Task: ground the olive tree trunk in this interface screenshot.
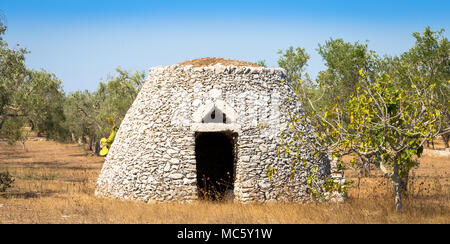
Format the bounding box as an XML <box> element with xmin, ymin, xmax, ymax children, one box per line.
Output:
<box><xmin>0</xmin><ymin>115</ymin><xmax>5</xmax><ymax>130</ymax></box>
<box><xmin>442</xmin><ymin>133</ymin><xmax>449</xmax><ymax>149</ymax></box>
<box><xmin>392</xmin><ymin>158</ymin><xmax>402</xmax><ymax>212</ymax></box>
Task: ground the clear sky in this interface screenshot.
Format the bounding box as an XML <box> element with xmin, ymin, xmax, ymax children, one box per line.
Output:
<box><xmin>1</xmin><ymin>0</ymin><xmax>449</xmax><ymax>93</ymax></box>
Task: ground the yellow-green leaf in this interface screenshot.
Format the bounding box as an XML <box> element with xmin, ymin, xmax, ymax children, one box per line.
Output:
<box><xmin>99</xmin><ymin>146</ymin><xmax>109</xmax><ymax>156</ymax></box>
<box><xmin>100</xmin><ymin>138</ymin><xmax>107</xmax><ymax>147</ymax></box>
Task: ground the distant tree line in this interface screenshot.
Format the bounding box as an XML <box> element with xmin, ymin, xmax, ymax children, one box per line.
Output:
<box><xmin>63</xmin><ymin>68</ymin><xmax>144</xmax><ymax>154</ymax></box>
<box><xmin>0</xmin><ymin>20</ymin><xmax>145</xmax><ymax>153</ymax></box>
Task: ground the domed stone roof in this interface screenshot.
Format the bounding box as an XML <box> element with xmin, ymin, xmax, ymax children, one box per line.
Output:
<box><xmin>179</xmin><ymin>57</ymin><xmax>262</xmax><ymax>67</ymax></box>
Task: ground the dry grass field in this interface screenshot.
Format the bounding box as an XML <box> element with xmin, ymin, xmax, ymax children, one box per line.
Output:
<box><xmin>0</xmin><ymin>139</ymin><xmax>448</xmax><ymax>224</ymax></box>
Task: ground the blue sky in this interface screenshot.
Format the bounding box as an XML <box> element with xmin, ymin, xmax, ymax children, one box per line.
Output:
<box><xmin>1</xmin><ymin>0</ymin><xmax>449</xmax><ymax>93</ymax></box>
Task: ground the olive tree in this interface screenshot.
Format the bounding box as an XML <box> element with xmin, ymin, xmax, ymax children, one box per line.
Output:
<box><xmin>387</xmin><ymin>27</ymin><xmax>449</xmax><ymax>148</ymax></box>
<box><xmin>284</xmin><ymin>70</ymin><xmax>443</xmax><ymax>212</ymax></box>
<box><xmin>63</xmin><ymin>68</ymin><xmax>145</xmax><ymax>154</ymax></box>
<box><xmin>0</xmin><ymin>23</ymin><xmax>67</xmax><ymax>145</ymax></box>
<box><xmin>316</xmin><ymin>38</ymin><xmax>379</xmax><ymax>110</ymax></box>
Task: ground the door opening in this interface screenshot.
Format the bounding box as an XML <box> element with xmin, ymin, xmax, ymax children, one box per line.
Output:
<box><xmin>195</xmin><ymin>132</ymin><xmax>236</xmax><ymax>201</ymax></box>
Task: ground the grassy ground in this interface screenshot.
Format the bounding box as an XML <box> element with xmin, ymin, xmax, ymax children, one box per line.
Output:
<box><xmin>0</xmin><ymin>139</ymin><xmax>448</xmax><ymax>223</ymax></box>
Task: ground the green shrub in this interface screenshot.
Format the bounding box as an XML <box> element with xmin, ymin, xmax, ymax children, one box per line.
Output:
<box><xmin>0</xmin><ymin>171</ymin><xmax>14</xmax><ymax>192</ymax></box>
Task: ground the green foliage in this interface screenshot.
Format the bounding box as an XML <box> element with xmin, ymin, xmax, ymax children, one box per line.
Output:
<box><xmin>277</xmin><ymin>46</ymin><xmax>319</xmax><ymax>116</ymax></box>
<box><xmin>0</xmin><ymin>23</ymin><xmax>67</xmax><ymax>143</ymax></box>
<box><xmin>0</xmin><ymin>23</ymin><xmax>29</xmax><ymax>132</ymax></box>
<box><xmin>63</xmin><ymin>68</ymin><xmax>144</xmax><ymax>153</ymax></box>
<box><xmin>303</xmin><ymin>161</ymin><xmax>353</xmax><ymax>201</ymax></box>
<box><xmin>24</xmin><ymin>70</ymin><xmax>68</xmax><ymax>140</ymax></box>
<box><xmin>255</xmin><ymin>60</ymin><xmax>267</xmax><ymax>67</ymax></box>
<box><xmin>276</xmin><ymin>28</ymin><xmax>447</xmax><ymax>210</ymax></box>
<box><xmin>0</xmin><ymin>22</ymin><xmax>142</xmax><ymax>151</ymax></box>
<box><xmin>279</xmin><ymin>118</ymin><xmax>352</xmax><ymax>201</ymax></box>
<box><xmin>63</xmin><ymin>90</ymin><xmax>99</xmax><ymax>143</ymax></box>
<box><xmin>347</xmin><ymin>71</ymin><xmax>441</xmax><ymax>211</ymax></box>
<box><xmin>0</xmin><ymin>171</ymin><xmax>14</xmax><ymax>192</ymax></box>
<box><xmin>0</xmin><ymin>116</ymin><xmax>26</xmax><ymax>145</ymax></box>
<box><xmin>95</xmin><ymin>68</ymin><xmax>143</xmax><ymax>136</ymax></box>
<box><xmin>283</xmin><ymin>68</ymin><xmax>442</xmax><ymax>208</ymax></box>
<box><xmin>346</xmin><ymin>72</ymin><xmax>438</xmax><ymax>170</ymax></box>
<box><xmin>277</xmin><ymin>46</ymin><xmax>310</xmax><ymax>83</ymax></box>
<box><xmin>265</xmin><ymin>165</ymin><xmax>277</xmax><ymax>181</ymax></box>
<box><xmin>387</xmin><ymin>27</ymin><xmax>449</xmax><ymax>146</ymax></box>
<box><xmin>315</xmin><ymin>38</ymin><xmax>380</xmax><ymax>115</ymax></box>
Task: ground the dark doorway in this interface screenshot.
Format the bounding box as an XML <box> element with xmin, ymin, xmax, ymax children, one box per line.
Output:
<box><xmin>195</xmin><ymin>132</ymin><xmax>236</xmax><ymax>201</ymax></box>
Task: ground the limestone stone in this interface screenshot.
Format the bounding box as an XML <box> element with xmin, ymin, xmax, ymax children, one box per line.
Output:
<box><xmin>169</xmin><ymin>173</ymin><xmax>184</xmax><ymax>179</ymax></box>
<box><xmin>169</xmin><ymin>158</ymin><xmax>180</xmax><ymax>164</ymax></box>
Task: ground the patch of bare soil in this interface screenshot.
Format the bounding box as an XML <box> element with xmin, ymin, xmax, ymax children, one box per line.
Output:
<box><xmin>178</xmin><ymin>57</ymin><xmax>262</xmax><ymax>67</ymax></box>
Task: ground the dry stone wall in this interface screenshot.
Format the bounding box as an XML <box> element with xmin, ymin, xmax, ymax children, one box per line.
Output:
<box><xmin>95</xmin><ymin>63</ymin><xmax>332</xmax><ymax>203</ymax></box>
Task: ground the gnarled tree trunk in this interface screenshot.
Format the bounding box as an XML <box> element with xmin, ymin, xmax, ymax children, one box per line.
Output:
<box><xmin>379</xmin><ymin>157</ymin><xmax>403</xmax><ymax>212</ymax></box>
<box><xmin>442</xmin><ymin>133</ymin><xmax>449</xmax><ymax>149</ymax></box>
<box><xmin>392</xmin><ymin>157</ymin><xmax>402</xmax><ymax>212</ymax></box>
<box><xmin>0</xmin><ymin>115</ymin><xmax>5</xmax><ymax>130</ymax></box>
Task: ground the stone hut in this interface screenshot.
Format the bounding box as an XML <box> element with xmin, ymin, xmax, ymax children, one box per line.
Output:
<box><xmin>95</xmin><ymin>58</ymin><xmax>335</xmax><ymax>203</ymax></box>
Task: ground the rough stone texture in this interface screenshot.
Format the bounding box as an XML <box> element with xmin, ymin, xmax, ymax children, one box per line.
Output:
<box><xmin>95</xmin><ymin>61</ymin><xmax>334</xmax><ymax>203</ymax></box>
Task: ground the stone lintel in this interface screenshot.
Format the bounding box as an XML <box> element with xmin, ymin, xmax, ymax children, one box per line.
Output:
<box><xmin>190</xmin><ymin>123</ymin><xmax>241</xmax><ymax>133</ymax></box>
